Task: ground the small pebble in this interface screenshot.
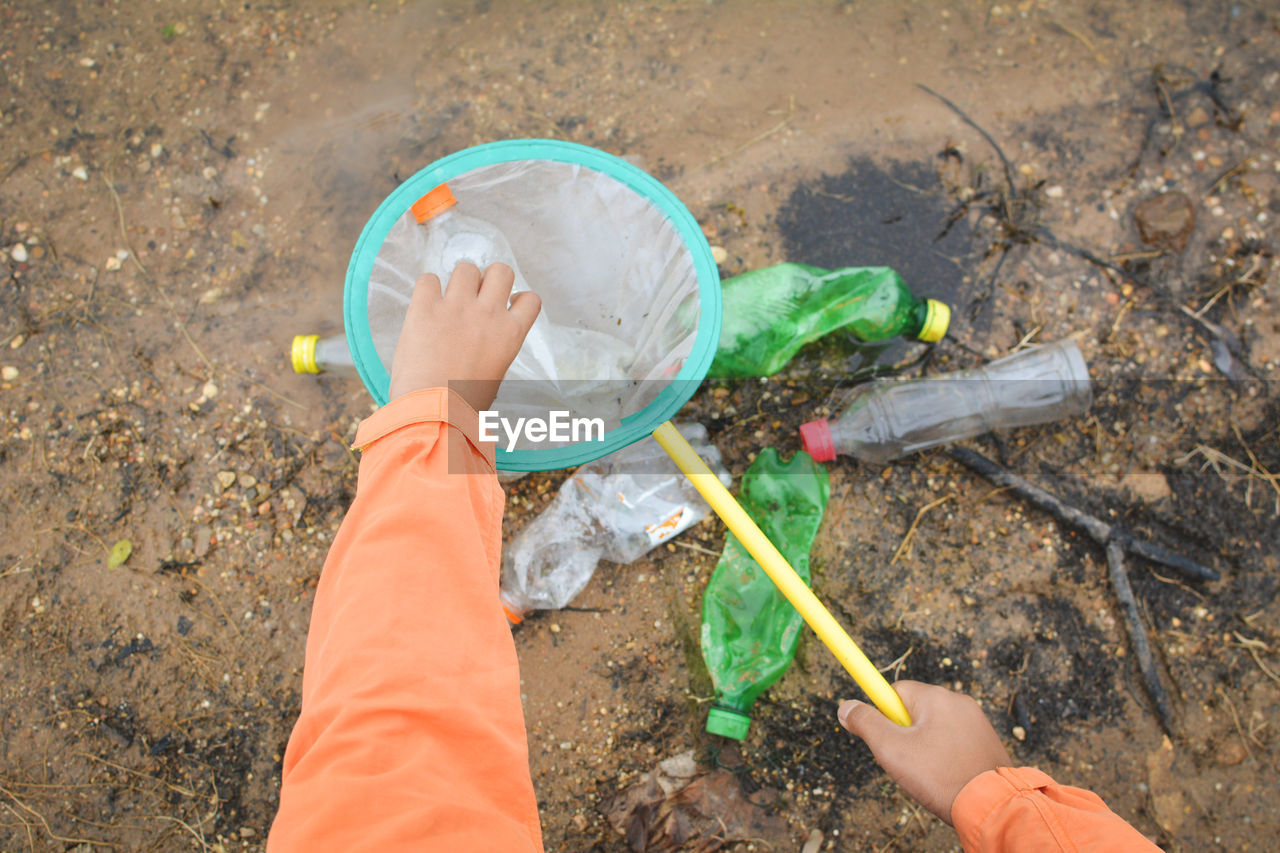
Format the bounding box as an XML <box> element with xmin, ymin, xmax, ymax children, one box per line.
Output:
<box><xmin>104</xmin><ymin>256</ymin><xmax>122</xmax><ymax>271</ymax></box>
<box><xmin>150</xmin><ymin>143</ymin><xmax>164</xmax><ymax>158</ymax></box>
<box><xmin>216</xmin><ymin>471</ymin><xmax>237</xmax><ymax>490</ymax></box>
<box><xmin>9</xmin><ymin>243</ymin><xmax>28</xmax><ymax>262</ymax></box>
<box><xmin>10</xmin><ymin>335</ymin><xmax>24</xmax><ymax>349</ymax></box>
<box><xmin>1</xmin><ymin>365</ymin><xmax>19</xmax><ymax>381</ymax></box>
<box><xmin>72</xmin><ymin>165</ymin><xmax>88</xmax><ymax>181</ymax></box>
<box><xmin>710</xmin><ymin>245</ymin><xmax>728</xmax><ymax>264</ymax></box>
<box><xmin>1044</xmin><ymin>185</ymin><xmax>1064</xmax><ymax>198</ymax></box>
<box><xmin>202</xmin><ymin>380</ymin><xmax>218</xmax><ymax>399</ymax></box>
<box><xmin>1012</xmin><ymin>725</ymin><xmax>1027</xmax><ymax>741</ymax></box>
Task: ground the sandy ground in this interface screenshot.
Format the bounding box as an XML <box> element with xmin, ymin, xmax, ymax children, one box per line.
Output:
<box><xmin>1</xmin><ymin>1</ymin><xmax>1278</xmax><ymax>850</ymax></box>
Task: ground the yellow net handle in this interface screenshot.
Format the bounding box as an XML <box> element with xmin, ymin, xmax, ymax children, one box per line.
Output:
<box><xmin>652</xmin><ymin>421</ymin><xmax>911</xmax><ymax>727</ymax></box>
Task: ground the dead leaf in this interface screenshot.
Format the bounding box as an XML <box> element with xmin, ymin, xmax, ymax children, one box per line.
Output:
<box><xmin>603</xmin><ymin>765</ymin><xmax>784</xmax><ymax>852</ymax></box>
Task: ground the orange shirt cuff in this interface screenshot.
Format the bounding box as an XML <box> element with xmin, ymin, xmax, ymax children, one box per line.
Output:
<box><xmin>352</xmin><ymin>387</ymin><xmax>497</xmax><ymax>469</ymax></box>
<box><xmin>952</xmin><ymin>766</ymin><xmax>1058</xmax><ymax>849</ymax></box>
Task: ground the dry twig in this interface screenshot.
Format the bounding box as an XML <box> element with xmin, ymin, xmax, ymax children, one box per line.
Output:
<box><xmin>1175</xmin><ymin>439</ymin><xmax>1280</xmax><ymax>515</ymax></box>
<box><xmin>891</xmin><ymin>495</ymin><xmax>953</xmax><ymax>565</ymax></box>
<box><xmin>1106</xmin><ymin>539</ymin><xmax>1173</xmax><ymax>731</ymax></box>
<box><xmin>673</xmin><ymin>540</ymin><xmax>721</xmax><ymax>558</ymax></box>
<box><xmin>705</xmin><ymin>95</ymin><xmax>795</xmax><ymax>169</ymax></box>
<box><xmin>0</xmin><ymin>785</ymin><xmax>114</xmax><ymax>848</ymax></box>
<box><xmin>1231</xmin><ymin>633</ymin><xmax>1280</xmax><ymax>685</ymax></box>
<box><xmin>947</xmin><ymin>447</ymin><xmax>1223</xmax><ymax>731</ymax></box>
<box><xmin>948</xmin><ymin>447</ymin><xmax>1220</xmax><ymax>581</ymax></box>
<box><xmin>1218</xmin><ymin>687</ymin><xmax>1256</xmax><ymax>764</ymax></box>
<box><xmin>103</xmin><ymin>171</ymin><xmax>147</xmax><ymax>276</ymax></box>
<box><xmin>1046</xmin><ymin>19</ymin><xmax>1108</xmax><ymax>65</ymax></box>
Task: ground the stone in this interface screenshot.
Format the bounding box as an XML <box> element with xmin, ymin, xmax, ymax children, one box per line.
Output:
<box><xmin>1134</xmin><ymin>191</ymin><xmax>1195</xmax><ymax>253</ymax></box>
<box><xmin>1119</xmin><ymin>471</ymin><xmax>1172</xmax><ymax>503</ymax></box>
<box><xmin>1146</xmin><ymin>735</ymin><xmax>1185</xmax><ymax>834</ymax></box>
<box><xmin>1217</xmin><ymin>738</ymin><xmax>1248</xmax><ymax>767</ymax></box>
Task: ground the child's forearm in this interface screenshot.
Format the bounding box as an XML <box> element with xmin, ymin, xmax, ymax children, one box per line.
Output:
<box><xmin>953</xmin><ymin>767</ymin><xmax>1161</xmax><ymax>852</ymax></box>
<box><xmin>269</xmin><ymin>388</ymin><xmax>543</xmax><ymax>852</ymax></box>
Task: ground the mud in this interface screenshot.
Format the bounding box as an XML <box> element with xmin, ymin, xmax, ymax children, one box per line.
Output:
<box><xmin>2</xmin><ymin>1</ymin><xmax>1279</xmax><ymax>851</ymax></box>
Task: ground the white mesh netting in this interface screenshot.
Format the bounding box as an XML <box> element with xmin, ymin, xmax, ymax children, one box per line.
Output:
<box><xmin>365</xmin><ymin>160</ymin><xmax>702</xmax><ymax>448</ymax></box>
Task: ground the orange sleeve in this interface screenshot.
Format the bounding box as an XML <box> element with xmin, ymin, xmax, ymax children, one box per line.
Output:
<box><xmin>268</xmin><ymin>388</ymin><xmax>543</xmax><ymax>853</ymax></box>
<box><xmin>952</xmin><ymin>767</ymin><xmax>1161</xmax><ymax>852</ymax></box>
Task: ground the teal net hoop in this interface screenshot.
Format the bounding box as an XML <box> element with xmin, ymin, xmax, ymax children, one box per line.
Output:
<box><xmin>344</xmin><ymin>139</ymin><xmax>721</xmax><ymax>471</ymax></box>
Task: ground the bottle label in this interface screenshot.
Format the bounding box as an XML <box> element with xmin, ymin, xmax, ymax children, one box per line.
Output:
<box><xmin>644</xmin><ymin>506</ymin><xmax>696</xmax><ymax>545</ymax></box>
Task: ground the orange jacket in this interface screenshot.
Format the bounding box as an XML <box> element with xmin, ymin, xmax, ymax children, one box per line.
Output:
<box><xmin>269</xmin><ymin>389</ymin><xmax>1157</xmax><ymax>853</ymax></box>
<box><xmin>953</xmin><ymin>766</ymin><xmax>1161</xmax><ymax>852</ymax></box>
<box><xmin>269</xmin><ymin>389</ymin><xmax>543</xmax><ymax>852</ymax></box>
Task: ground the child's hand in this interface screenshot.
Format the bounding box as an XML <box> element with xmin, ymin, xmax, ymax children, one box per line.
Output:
<box><xmin>389</xmin><ymin>262</ymin><xmax>541</xmax><ymax>411</ymax></box>
<box><xmin>838</xmin><ymin>681</ymin><xmax>1012</xmax><ymax>824</ymax></box>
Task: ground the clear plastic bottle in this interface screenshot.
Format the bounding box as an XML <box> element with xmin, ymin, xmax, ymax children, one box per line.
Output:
<box><xmin>499</xmin><ymin>423</ymin><xmax>730</xmax><ymax>623</ymax></box>
<box><xmin>799</xmin><ymin>339</ymin><xmax>1092</xmax><ymax>463</ymax></box>
<box><xmin>291</xmin><ymin>333</ymin><xmax>357</xmax><ymax>376</ymax></box>
<box><xmin>411</xmin><ymin>185</ymin><xmax>560</xmax><ymax>381</ymax></box>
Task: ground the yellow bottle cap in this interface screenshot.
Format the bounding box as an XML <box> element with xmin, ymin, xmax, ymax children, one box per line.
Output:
<box><xmin>291</xmin><ymin>334</ymin><xmax>321</xmax><ymax>374</ymax></box>
<box><xmin>918</xmin><ymin>299</ymin><xmax>950</xmax><ymax>343</ymax></box>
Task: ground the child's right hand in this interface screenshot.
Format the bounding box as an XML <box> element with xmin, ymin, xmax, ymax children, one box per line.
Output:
<box><xmin>838</xmin><ymin>681</ymin><xmax>1012</xmax><ymax>824</ymax></box>
<box><xmin>389</xmin><ymin>262</ymin><xmax>541</xmax><ymax>411</ymax></box>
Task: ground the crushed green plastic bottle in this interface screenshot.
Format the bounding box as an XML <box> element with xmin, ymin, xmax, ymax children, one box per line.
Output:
<box><xmin>701</xmin><ymin>447</ymin><xmax>831</xmax><ymax>740</ymax></box>
<box><xmin>709</xmin><ymin>264</ymin><xmax>951</xmax><ymax>378</ymax></box>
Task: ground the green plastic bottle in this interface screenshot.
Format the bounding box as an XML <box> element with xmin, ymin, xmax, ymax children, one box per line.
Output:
<box><xmin>709</xmin><ymin>264</ymin><xmax>951</xmax><ymax>378</ymax></box>
<box><xmin>701</xmin><ymin>447</ymin><xmax>831</xmax><ymax>740</ymax></box>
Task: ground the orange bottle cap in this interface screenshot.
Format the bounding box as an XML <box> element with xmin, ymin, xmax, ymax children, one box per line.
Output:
<box><xmin>499</xmin><ymin>591</ymin><xmax>525</xmax><ymax>625</ymax></box>
<box><xmin>411</xmin><ymin>184</ymin><xmax>457</xmax><ymax>223</ymax></box>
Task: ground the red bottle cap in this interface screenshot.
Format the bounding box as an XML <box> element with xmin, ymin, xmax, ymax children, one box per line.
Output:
<box><xmin>799</xmin><ymin>419</ymin><xmax>835</xmax><ymax>462</ymax></box>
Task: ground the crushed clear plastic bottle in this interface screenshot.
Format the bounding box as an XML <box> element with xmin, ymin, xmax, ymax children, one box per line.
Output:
<box><xmin>500</xmin><ymin>423</ymin><xmax>729</xmax><ymax>623</ymax></box>
<box><xmin>800</xmin><ymin>338</ymin><xmax>1092</xmax><ymax>463</ymax></box>
<box><xmin>409</xmin><ymin>184</ymin><xmax>563</xmax><ymax>384</ymax></box>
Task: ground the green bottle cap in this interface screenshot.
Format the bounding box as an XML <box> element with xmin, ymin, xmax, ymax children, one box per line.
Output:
<box><xmin>917</xmin><ymin>299</ymin><xmax>950</xmax><ymax>343</ymax></box>
<box><xmin>706</xmin><ymin>707</ymin><xmax>751</xmax><ymax>740</ymax></box>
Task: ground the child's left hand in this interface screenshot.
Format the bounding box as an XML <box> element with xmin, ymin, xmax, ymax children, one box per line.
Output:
<box><xmin>838</xmin><ymin>681</ymin><xmax>1012</xmax><ymax>824</ymax></box>
<box><xmin>389</xmin><ymin>262</ymin><xmax>541</xmax><ymax>411</ymax></box>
